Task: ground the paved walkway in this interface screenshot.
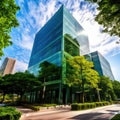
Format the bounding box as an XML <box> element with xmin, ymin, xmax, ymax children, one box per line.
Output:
<box><xmin>16</xmin><ymin>106</ymin><xmax>34</xmax><ymax>114</ymax></box>
<box><xmin>16</xmin><ymin>105</ymin><xmax>71</xmax><ymax>114</ymax></box>
<box><xmin>17</xmin><ymin>104</ymin><xmax>120</xmax><ymax>120</ymax></box>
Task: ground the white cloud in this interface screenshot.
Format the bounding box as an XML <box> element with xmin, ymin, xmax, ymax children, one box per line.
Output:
<box><xmin>14</xmin><ymin>0</ymin><xmax>59</xmax><ymax>51</ymax></box>
<box><xmin>15</xmin><ymin>60</ymin><xmax>28</xmax><ymax>72</ymax></box>
<box><xmin>15</xmin><ymin>0</ymin><xmax>120</xmax><ymax>57</ymax></box>
<box><xmin>27</xmin><ymin>0</ymin><xmax>58</xmax><ymax>30</ymax></box>
<box><xmin>8</xmin><ymin>0</ymin><xmax>119</xmax><ymax>81</ymax></box>
<box><xmin>11</xmin><ymin>28</ymin><xmax>34</xmax><ymax>50</ymax></box>
<box><xmin>96</xmin><ymin>37</ymin><xmax>120</xmax><ymax>55</ymax></box>
<box><xmin>68</xmin><ymin>1</ymin><xmax>120</xmax><ymax>57</ymax></box>
<box><xmin>20</xmin><ymin>33</ymin><xmax>34</xmax><ymax>50</ymax></box>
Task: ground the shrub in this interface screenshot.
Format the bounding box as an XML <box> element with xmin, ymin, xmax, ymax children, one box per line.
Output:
<box><xmin>71</xmin><ymin>103</ymin><xmax>96</xmax><ymax>110</ymax></box>
<box><xmin>41</xmin><ymin>104</ymin><xmax>56</xmax><ymax>107</ymax></box>
<box><xmin>23</xmin><ymin>104</ymin><xmax>57</xmax><ymax>111</ymax></box>
<box><xmin>95</xmin><ymin>101</ymin><xmax>110</xmax><ymax>107</ymax></box>
<box><xmin>0</xmin><ymin>107</ymin><xmax>21</xmax><ymax>120</ymax></box>
<box><xmin>89</xmin><ymin>103</ymin><xmax>96</xmax><ymax>108</ymax></box>
<box><xmin>113</xmin><ymin>101</ymin><xmax>120</xmax><ymax>104</ymax></box>
<box><xmin>29</xmin><ymin>106</ymin><xmax>40</xmax><ymax>111</ymax></box>
<box><xmin>111</xmin><ymin>114</ymin><xmax>120</xmax><ymax>120</ymax></box>
<box><xmin>71</xmin><ymin>103</ymin><xmax>80</xmax><ymax>110</ymax></box>
<box><xmin>23</xmin><ymin>104</ymin><xmax>40</xmax><ymax>111</ymax></box>
<box><xmin>71</xmin><ymin>101</ymin><xmax>111</xmax><ymax>110</ymax></box>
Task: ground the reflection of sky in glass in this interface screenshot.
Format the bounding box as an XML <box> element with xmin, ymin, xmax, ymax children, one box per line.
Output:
<box><xmin>63</xmin><ymin>6</ymin><xmax>90</xmax><ymax>56</ymax></box>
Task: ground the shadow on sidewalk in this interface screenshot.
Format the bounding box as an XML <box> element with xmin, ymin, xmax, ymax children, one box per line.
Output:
<box><xmin>70</xmin><ymin>112</ymin><xmax>114</xmax><ymax>120</ymax></box>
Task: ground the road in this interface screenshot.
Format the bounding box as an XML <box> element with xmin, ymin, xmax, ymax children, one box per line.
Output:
<box><xmin>19</xmin><ymin>104</ymin><xmax>120</xmax><ymax>120</ymax></box>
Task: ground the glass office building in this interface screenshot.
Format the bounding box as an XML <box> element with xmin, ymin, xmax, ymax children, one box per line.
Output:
<box><xmin>28</xmin><ymin>5</ymin><xmax>90</xmax><ymax>75</ymax></box>
<box><xmin>88</xmin><ymin>51</ymin><xmax>115</xmax><ymax>80</ymax></box>
<box><xmin>28</xmin><ymin>5</ymin><xmax>90</xmax><ymax>104</ymax></box>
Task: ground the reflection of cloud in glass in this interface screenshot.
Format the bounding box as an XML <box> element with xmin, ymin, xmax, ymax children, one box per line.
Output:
<box><xmin>77</xmin><ymin>31</ymin><xmax>88</xmax><ymax>36</ymax></box>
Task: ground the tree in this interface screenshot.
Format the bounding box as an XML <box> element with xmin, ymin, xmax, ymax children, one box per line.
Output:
<box><xmin>0</xmin><ymin>75</ymin><xmax>5</xmax><ymax>102</ymax></box>
<box><xmin>0</xmin><ymin>74</ymin><xmax>15</xmax><ymax>102</ymax></box>
<box><xmin>65</xmin><ymin>56</ymin><xmax>100</xmax><ymax>103</ymax></box>
<box><xmin>38</xmin><ymin>61</ymin><xmax>61</xmax><ymax>102</ymax></box>
<box><xmin>0</xmin><ymin>0</ymin><xmax>20</xmax><ymax>56</ymax></box>
<box><xmin>13</xmin><ymin>72</ymin><xmax>41</xmax><ymax>102</ymax></box>
<box><xmin>87</xmin><ymin>0</ymin><xmax>120</xmax><ymax>37</ymax></box>
<box><xmin>99</xmin><ymin>76</ymin><xmax>115</xmax><ymax>101</ymax></box>
<box><xmin>39</xmin><ymin>61</ymin><xmax>60</xmax><ymax>82</ymax></box>
<box><xmin>0</xmin><ymin>76</ymin><xmax>3</xmax><ymax>94</ymax></box>
<box><xmin>112</xmin><ymin>80</ymin><xmax>120</xmax><ymax>99</ymax></box>
<box><xmin>1</xmin><ymin>72</ymin><xmax>41</xmax><ymax>102</ymax></box>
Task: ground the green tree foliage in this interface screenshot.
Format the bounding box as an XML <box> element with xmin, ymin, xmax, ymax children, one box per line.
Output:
<box><xmin>0</xmin><ymin>0</ymin><xmax>20</xmax><ymax>56</ymax></box>
<box><xmin>99</xmin><ymin>76</ymin><xmax>116</xmax><ymax>101</ymax></box>
<box><xmin>112</xmin><ymin>80</ymin><xmax>120</xmax><ymax>99</ymax></box>
<box><xmin>38</xmin><ymin>61</ymin><xmax>61</xmax><ymax>82</ymax></box>
<box><xmin>38</xmin><ymin>61</ymin><xmax>52</xmax><ymax>101</ymax></box>
<box><xmin>87</xmin><ymin>0</ymin><xmax>120</xmax><ymax>37</ymax></box>
<box><xmin>0</xmin><ymin>72</ymin><xmax>41</xmax><ymax>102</ymax></box>
<box><xmin>0</xmin><ymin>76</ymin><xmax>6</xmax><ymax>102</ymax></box>
<box><xmin>38</xmin><ymin>61</ymin><xmax>61</xmax><ymax>101</ymax></box>
<box><xmin>13</xmin><ymin>72</ymin><xmax>41</xmax><ymax>101</ymax></box>
<box><xmin>0</xmin><ymin>74</ymin><xmax>15</xmax><ymax>102</ymax></box>
<box><xmin>65</xmin><ymin>56</ymin><xmax>99</xmax><ymax>103</ymax></box>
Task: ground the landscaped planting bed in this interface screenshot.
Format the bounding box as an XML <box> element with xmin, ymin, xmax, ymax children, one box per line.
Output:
<box><xmin>71</xmin><ymin>101</ymin><xmax>111</xmax><ymax>110</ymax></box>
<box><xmin>0</xmin><ymin>106</ymin><xmax>21</xmax><ymax>120</ymax></box>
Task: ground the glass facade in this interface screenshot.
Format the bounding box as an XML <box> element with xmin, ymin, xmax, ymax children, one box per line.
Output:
<box><xmin>28</xmin><ymin>5</ymin><xmax>90</xmax><ymax>77</ymax></box>
<box><xmin>28</xmin><ymin>5</ymin><xmax>90</xmax><ymax>104</ymax></box>
<box><xmin>28</xmin><ymin>6</ymin><xmax>63</xmax><ymax>76</ymax></box>
<box><xmin>63</xmin><ymin>7</ymin><xmax>90</xmax><ymax>55</ymax></box>
<box><xmin>89</xmin><ymin>51</ymin><xmax>115</xmax><ymax>80</ymax></box>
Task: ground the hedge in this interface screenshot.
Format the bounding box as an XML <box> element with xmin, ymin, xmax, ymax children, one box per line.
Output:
<box><xmin>23</xmin><ymin>104</ymin><xmax>57</xmax><ymax>111</ymax></box>
<box><xmin>0</xmin><ymin>107</ymin><xmax>21</xmax><ymax>120</ymax></box>
<box><xmin>71</xmin><ymin>101</ymin><xmax>111</xmax><ymax>110</ymax></box>
<box><xmin>23</xmin><ymin>104</ymin><xmax>40</xmax><ymax>111</ymax></box>
<box><xmin>95</xmin><ymin>101</ymin><xmax>110</xmax><ymax>107</ymax></box>
<box><xmin>41</xmin><ymin>104</ymin><xmax>56</xmax><ymax>107</ymax></box>
<box><xmin>71</xmin><ymin>103</ymin><xmax>96</xmax><ymax>110</ymax></box>
<box><xmin>113</xmin><ymin>101</ymin><xmax>120</xmax><ymax>104</ymax></box>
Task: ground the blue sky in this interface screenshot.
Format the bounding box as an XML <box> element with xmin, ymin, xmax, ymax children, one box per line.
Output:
<box><xmin>0</xmin><ymin>0</ymin><xmax>120</xmax><ymax>81</ymax></box>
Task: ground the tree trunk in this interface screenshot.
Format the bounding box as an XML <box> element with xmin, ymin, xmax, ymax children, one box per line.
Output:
<box><xmin>42</xmin><ymin>85</ymin><xmax>46</xmax><ymax>99</ymax></box>
<box><xmin>82</xmin><ymin>92</ymin><xmax>85</xmax><ymax>103</ymax></box>
<box><xmin>42</xmin><ymin>78</ymin><xmax>46</xmax><ymax>103</ymax></box>
<box><xmin>12</xmin><ymin>94</ymin><xmax>14</xmax><ymax>102</ymax></box>
<box><xmin>82</xmin><ymin>81</ymin><xmax>85</xmax><ymax>103</ymax></box>
<box><xmin>96</xmin><ymin>89</ymin><xmax>101</xmax><ymax>102</ymax></box>
<box><xmin>58</xmin><ymin>83</ymin><xmax>62</xmax><ymax>104</ymax></box>
<box><xmin>19</xmin><ymin>93</ymin><xmax>24</xmax><ymax>103</ymax></box>
<box><xmin>70</xmin><ymin>87</ymin><xmax>72</xmax><ymax>103</ymax></box>
<box><xmin>1</xmin><ymin>93</ymin><xmax>6</xmax><ymax>103</ymax></box>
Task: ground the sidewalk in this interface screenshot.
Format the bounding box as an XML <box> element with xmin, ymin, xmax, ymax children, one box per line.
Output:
<box><xmin>17</xmin><ymin>105</ymin><xmax>71</xmax><ymax>120</ymax></box>
<box><xmin>16</xmin><ymin>105</ymin><xmax>71</xmax><ymax>114</ymax></box>
<box><xmin>17</xmin><ymin>104</ymin><xmax>120</xmax><ymax>120</ymax></box>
